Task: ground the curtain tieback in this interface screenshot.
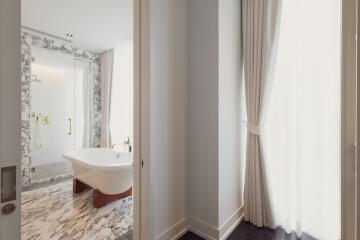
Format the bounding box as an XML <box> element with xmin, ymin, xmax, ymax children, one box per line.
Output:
<box><xmin>244</xmin><ymin>121</ymin><xmax>263</xmax><ymax>135</ymax></box>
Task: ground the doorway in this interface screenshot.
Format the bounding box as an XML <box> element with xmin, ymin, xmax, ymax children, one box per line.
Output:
<box><xmin>0</xmin><ymin>0</ymin><xmax>149</xmax><ymax>239</ymax></box>
<box><xmin>19</xmin><ymin>1</ymin><xmax>135</xmax><ymax>239</ymax></box>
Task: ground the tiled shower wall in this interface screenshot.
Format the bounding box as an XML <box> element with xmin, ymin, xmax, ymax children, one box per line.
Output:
<box><xmin>21</xmin><ymin>31</ymin><xmax>102</xmax><ymax>187</ymax></box>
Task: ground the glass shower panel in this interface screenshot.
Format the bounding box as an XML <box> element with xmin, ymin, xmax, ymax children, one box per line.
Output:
<box><xmin>74</xmin><ymin>59</ymin><xmax>93</xmax><ymax>149</ymax></box>
<box><xmin>30</xmin><ymin>48</ymin><xmax>75</xmax><ymax>180</ymax></box>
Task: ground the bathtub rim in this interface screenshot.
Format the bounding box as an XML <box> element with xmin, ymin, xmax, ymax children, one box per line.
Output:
<box><xmin>63</xmin><ymin>148</ymin><xmax>133</xmax><ymax>171</ymax></box>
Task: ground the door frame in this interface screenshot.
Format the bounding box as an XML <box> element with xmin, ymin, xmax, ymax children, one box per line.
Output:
<box><xmin>342</xmin><ymin>0</ymin><xmax>357</xmax><ymax>239</ymax></box>
<box><xmin>0</xmin><ymin>0</ymin><xmax>21</xmax><ymax>238</ymax></box>
<box><xmin>0</xmin><ymin>0</ymin><xmax>150</xmax><ymax>239</ymax></box>
<box><xmin>356</xmin><ymin>0</ymin><xmax>360</xmax><ymax>238</ymax></box>
<box><xmin>134</xmin><ymin>0</ymin><xmax>151</xmax><ymax>239</ymax></box>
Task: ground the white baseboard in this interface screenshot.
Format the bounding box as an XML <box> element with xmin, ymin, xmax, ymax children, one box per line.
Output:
<box><xmin>154</xmin><ymin>206</ymin><xmax>244</xmax><ymax>240</ymax></box>
<box><xmin>187</xmin><ymin>206</ymin><xmax>243</xmax><ymax>240</ymax></box>
<box><xmin>155</xmin><ymin>218</ymin><xmax>188</xmax><ymax>240</ymax></box>
<box><xmin>218</xmin><ymin>206</ymin><xmax>244</xmax><ymax>240</ymax></box>
<box><xmin>187</xmin><ymin>217</ymin><xmax>218</xmax><ymax>240</ymax></box>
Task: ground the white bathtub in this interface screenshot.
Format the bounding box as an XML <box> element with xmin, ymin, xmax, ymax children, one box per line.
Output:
<box><xmin>63</xmin><ymin>148</ymin><xmax>133</xmax><ymax>195</ymax></box>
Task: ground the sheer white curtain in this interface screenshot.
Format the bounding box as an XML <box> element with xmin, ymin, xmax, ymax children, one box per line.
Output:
<box><xmin>74</xmin><ymin>60</ymin><xmax>92</xmax><ymax>149</ymax></box>
<box><xmin>100</xmin><ymin>49</ymin><xmax>114</xmax><ymax>148</ymax></box>
<box><xmin>262</xmin><ymin>0</ymin><xmax>341</xmax><ymax>238</ymax></box>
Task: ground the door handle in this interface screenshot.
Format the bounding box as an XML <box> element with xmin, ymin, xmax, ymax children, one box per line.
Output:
<box><xmin>68</xmin><ymin>118</ymin><xmax>72</xmax><ymax>135</ymax></box>
<box><xmin>1</xmin><ymin>166</ymin><xmax>16</xmax><ymax>202</ymax></box>
<box><xmin>1</xmin><ymin>166</ymin><xmax>17</xmax><ymax>215</ymax></box>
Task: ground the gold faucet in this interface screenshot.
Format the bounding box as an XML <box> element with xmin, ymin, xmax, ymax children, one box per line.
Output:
<box><xmin>123</xmin><ymin>136</ymin><xmax>132</xmax><ymax>153</ymax></box>
<box><xmin>43</xmin><ymin>115</ymin><xmax>50</xmax><ymax>125</ymax></box>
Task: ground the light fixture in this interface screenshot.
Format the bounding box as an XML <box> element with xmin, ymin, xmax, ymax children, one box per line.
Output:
<box><xmin>66</xmin><ymin>33</ymin><xmax>74</xmax><ymax>38</ymax></box>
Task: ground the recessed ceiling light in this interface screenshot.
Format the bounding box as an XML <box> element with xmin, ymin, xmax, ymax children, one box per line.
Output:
<box><xmin>66</xmin><ymin>33</ymin><xmax>74</xmax><ymax>38</ymax></box>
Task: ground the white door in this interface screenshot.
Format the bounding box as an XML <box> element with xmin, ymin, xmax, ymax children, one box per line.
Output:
<box><xmin>0</xmin><ymin>0</ymin><xmax>21</xmax><ymax>239</ymax></box>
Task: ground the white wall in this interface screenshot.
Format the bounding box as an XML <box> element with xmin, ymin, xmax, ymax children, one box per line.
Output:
<box><xmin>187</xmin><ymin>0</ymin><xmax>219</xmax><ymax>229</ymax></box>
<box><xmin>110</xmin><ymin>41</ymin><xmax>134</xmax><ymax>151</ymax></box>
<box><xmin>218</xmin><ymin>0</ymin><xmax>243</xmax><ymax>229</ymax></box>
<box><xmin>148</xmin><ymin>0</ymin><xmax>243</xmax><ymax>238</ymax></box>
<box><xmin>149</xmin><ymin>0</ymin><xmax>188</xmax><ymax>238</ymax></box>
<box><xmin>21</xmin><ymin>0</ymin><xmax>133</xmax><ymax>52</ymax></box>
<box><xmin>186</xmin><ymin>0</ymin><xmax>243</xmax><ymax>238</ymax></box>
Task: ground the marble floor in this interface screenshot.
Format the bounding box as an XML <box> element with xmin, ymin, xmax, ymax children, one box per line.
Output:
<box><xmin>21</xmin><ymin>179</ymin><xmax>133</xmax><ymax>240</ymax></box>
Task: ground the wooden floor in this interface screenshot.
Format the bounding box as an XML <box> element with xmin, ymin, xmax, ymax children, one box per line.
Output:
<box><xmin>179</xmin><ymin>221</ymin><xmax>316</xmax><ymax>240</ymax></box>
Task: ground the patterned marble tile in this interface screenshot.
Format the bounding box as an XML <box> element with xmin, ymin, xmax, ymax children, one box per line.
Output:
<box><xmin>21</xmin><ymin>37</ymin><xmax>32</xmax><ymax>187</ymax></box>
<box><xmin>21</xmin><ymin>180</ymin><xmax>133</xmax><ymax>240</ymax></box>
<box><xmin>92</xmin><ymin>56</ymin><xmax>102</xmax><ymax>148</ymax></box>
<box><xmin>30</xmin><ymin>161</ymin><xmax>73</xmax><ymax>184</ymax></box>
<box><xmin>22</xmin><ymin>176</ymin><xmax>72</xmax><ymax>193</ymax></box>
<box><xmin>30</xmin><ymin>172</ymin><xmax>73</xmax><ymax>187</ymax></box>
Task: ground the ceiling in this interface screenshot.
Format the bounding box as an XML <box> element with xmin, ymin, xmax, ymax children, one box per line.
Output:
<box><xmin>21</xmin><ymin>0</ymin><xmax>132</xmax><ymax>53</ymax></box>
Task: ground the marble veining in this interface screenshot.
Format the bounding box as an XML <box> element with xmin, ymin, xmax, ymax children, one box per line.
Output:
<box><xmin>92</xmin><ymin>56</ymin><xmax>102</xmax><ymax>148</ymax></box>
<box><xmin>21</xmin><ymin>31</ymin><xmax>103</xmax><ymax>187</ymax></box>
<box><xmin>30</xmin><ymin>172</ymin><xmax>73</xmax><ymax>186</ymax></box>
<box><xmin>21</xmin><ymin>37</ymin><xmax>32</xmax><ymax>187</ymax></box>
<box><xmin>21</xmin><ymin>180</ymin><xmax>133</xmax><ymax>240</ymax></box>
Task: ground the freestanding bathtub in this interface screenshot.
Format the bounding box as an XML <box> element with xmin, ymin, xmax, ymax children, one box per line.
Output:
<box><xmin>63</xmin><ymin>148</ymin><xmax>133</xmax><ymax>208</ymax></box>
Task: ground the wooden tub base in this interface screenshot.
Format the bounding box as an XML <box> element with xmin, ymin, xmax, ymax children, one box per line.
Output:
<box><xmin>73</xmin><ymin>178</ymin><xmax>132</xmax><ymax>208</ymax></box>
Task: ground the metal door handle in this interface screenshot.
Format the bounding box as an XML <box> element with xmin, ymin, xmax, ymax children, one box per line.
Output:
<box><xmin>68</xmin><ymin>118</ymin><xmax>72</xmax><ymax>135</ymax></box>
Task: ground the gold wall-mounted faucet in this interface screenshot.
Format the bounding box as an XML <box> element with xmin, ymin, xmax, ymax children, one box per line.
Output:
<box><xmin>123</xmin><ymin>136</ymin><xmax>132</xmax><ymax>153</ymax></box>
<box><xmin>43</xmin><ymin>115</ymin><xmax>50</xmax><ymax>125</ymax></box>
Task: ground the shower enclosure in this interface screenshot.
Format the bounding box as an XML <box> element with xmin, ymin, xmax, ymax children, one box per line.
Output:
<box><xmin>29</xmin><ymin>47</ymin><xmax>93</xmax><ymax>184</ymax></box>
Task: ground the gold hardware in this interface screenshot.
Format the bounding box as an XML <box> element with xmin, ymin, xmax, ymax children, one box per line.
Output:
<box><xmin>32</xmin><ymin>112</ymin><xmax>40</xmax><ymax>118</ymax></box>
<box><xmin>123</xmin><ymin>136</ymin><xmax>132</xmax><ymax>153</ymax></box>
<box><xmin>123</xmin><ymin>136</ymin><xmax>131</xmax><ymax>145</ymax></box>
<box><xmin>68</xmin><ymin>118</ymin><xmax>72</xmax><ymax>135</ymax></box>
<box><xmin>43</xmin><ymin>115</ymin><xmax>50</xmax><ymax>125</ymax></box>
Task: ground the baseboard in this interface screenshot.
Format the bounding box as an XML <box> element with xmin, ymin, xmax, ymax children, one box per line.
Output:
<box><xmin>155</xmin><ymin>206</ymin><xmax>244</xmax><ymax>240</ymax></box>
<box><xmin>155</xmin><ymin>217</ymin><xmax>188</xmax><ymax>240</ymax></box>
<box><xmin>218</xmin><ymin>206</ymin><xmax>244</xmax><ymax>240</ymax></box>
<box><xmin>187</xmin><ymin>206</ymin><xmax>243</xmax><ymax>240</ymax></box>
<box><xmin>187</xmin><ymin>216</ymin><xmax>218</xmax><ymax>240</ymax></box>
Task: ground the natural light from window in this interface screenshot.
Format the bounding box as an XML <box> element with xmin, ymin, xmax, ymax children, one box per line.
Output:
<box><xmin>263</xmin><ymin>0</ymin><xmax>341</xmax><ymax>239</ymax></box>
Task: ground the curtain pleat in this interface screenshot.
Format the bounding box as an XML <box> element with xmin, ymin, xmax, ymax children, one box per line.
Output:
<box><xmin>100</xmin><ymin>49</ymin><xmax>114</xmax><ymax>148</ymax></box>
<box><xmin>242</xmin><ymin>0</ymin><xmax>282</xmax><ymax>228</ymax></box>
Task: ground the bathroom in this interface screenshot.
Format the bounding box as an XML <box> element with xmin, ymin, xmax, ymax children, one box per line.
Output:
<box><xmin>20</xmin><ymin>0</ymin><xmax>134</xmax><ymax>239</ymax></box>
